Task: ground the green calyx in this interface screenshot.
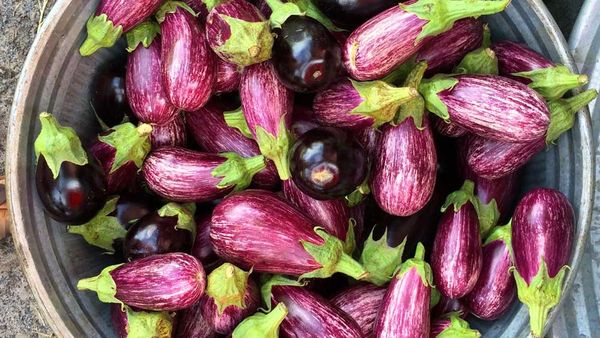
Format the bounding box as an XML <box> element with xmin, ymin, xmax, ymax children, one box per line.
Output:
<box><xmin>203</xmin><ymin>0</ymin><xmax>224</xmax><ymax>12</ymax></box>
<box><xmin>484</xmin><ymin>220</ymin><xmax>512</xmax><ymax>247</ymax></box>
<box><xmin>473</xmin><ymin>197</ymin><xmax>500</xmax><ymax>239</ymax></box>
<box><xmin>394</xmin><ymin>243</ymin><xmax>433</xmax><ymax>288</ymax></box>
<box><xmin>441</xmin><ymin>180</ymin><xmax>476</xmax><ymax>213</ymax></box>
<box><xmin>514</xmin><ymin>65</ymin><xmax>589</xmax><ymax>101</ymax></box>
<box><xmin>77</xmin><ymin>264</ymin><xmax>124</xmax><ymax>305</ymax></box>
<box><xmin>455</xmin><ymin>24</ymin><xmax>497</xmax><ymax>76</ymax></box>
<box><xmin>359</xmin><ymin>228</ymin><xmax>406</xmax><ymax>286</ymax></box>
<box><xmin>512</xmin><ymin>260</ymin><xmax>569</xmax><ymax>338</ymax></box>
<box><xmin>300</xmin><ymin>227</ymin><xmax>369</xmax><ymax>280</ymax></box>
<box><xmin>345</xmin><ymin>180</ymin><xmax>371</xmax><ymax>207</ymax></box>
<box><xmin>350</xmin><ymin>79</ymin><xmax>419</xmax><ymax>128</ymax></box>
<box><xmin>254</xmin><ymin>117</ymin><xmax>292</xmax><ymax>180</ymax></box>
<box><xmin>206</xmin><ymin>263</ymin><xmax>252</xmax><ymax>314</ymax></box>
<box><xmin>67</xmin><ymin>197</ymin><xmax>127</xmax><ymax>253</ymax></box>
<box><xmin>79</xmin><ymin>14</ymin><xmax>123</xmax><ymax>56</ymax></box>
<box><xmin>265</xmin><ymin>0</ymin><xmax>305</xmax><ymax>29</ymax></box>
<box><xmin>418</xmin><ymin>75</ymin><xmax>459</xmax><ymax>121</ymax></box>
<box><xmin>545</xmin><ymin>89</ymin><xmax>598</xmax><ymax>144</ymax></box>
<box><xmin>126</xmin><ymin>21</ymin><xmax>160</xmax><ymax>53</ymax></box>
<box><xmin>157</xmin><ymin>202</ymin><xmax>197</xmax><ymax>238</ymax></box>
<box><xmin>401</xmin><ymin>0</ymin><xmax>510</xmax><ymax>42</ymax></box>
<box><xmin>260</xmin><ymin>275</ymin><xmax>305</xmax><ymax>311</ymax></box>
<box><xmin>343</xmin><ymin>219</ymin><xmax>357</xmax><ymax>255</ymax></box>
<box><xmin>232</xmin><ymin>303</ymin><xmax>288</xmax><ymax>338</ymax></box>
<box><xmin>34</xmin><ymin>112</ymin><xmax>88</xmax><ymax>179</ymax></box>
<box><xmin>224</xmin><ymin>106</ymin><xmax>253</xmax><ymax>139</ymax></box>
<box><xmin>382</xmin><ymin>59</ymin><xmax>416</xmax><ymax>85</ymax></box>
<box><xmin>430</xmin><ymin>288</ymin><xmax>441</xmax><ymax>309</ymax></box>
<box><xmin>156</xmin><ymin>1</ymin><xmax>197</xmax><ymax>23</ymax></box>
<box><xmin>437</xmin><ymin>312</ymin><xmax>481</xmax><ymax>338</ymax></box>
<box><xmin>395</xmin><ymin>61</ymin><xmax>428</xmax><ymax>129</ymax></box>
<box><xmin>293</xmin><ymin>0</ymin><xmax>344</xmax><ymax>32</ymax></box>
<box><xmin>211</xmin><ymin>153</ymin><xmax>266</xmax><ymax>191</ymax></box>
<box><xmin>215</xmin><ymin>15</ymin><xmax>274</xmax><ymax>66</ymax></box>
<box><xmin>126</xmin><ymin>307</ymin><xmax>174</xmax><ymax>338</ymax></box>
<box><xmin>99</xmin><ymin>123</ymin><xmax>153</xmax><ymax>173</ymax></box>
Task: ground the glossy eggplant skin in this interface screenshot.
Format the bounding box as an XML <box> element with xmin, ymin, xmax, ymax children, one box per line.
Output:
<box><xmin>312</xmin><ymin>0</ymin><xmax>396</xmax><ymax>30</ymax></box>
<box><xmin>493</xmin><ymin>40</ymin><xmax>553</xmax><ymax>77</ymax></box>
<box><xmin>215</xmin><ymin>58</ymin><xmax>241</xmax><ymax>93</ymax></box>
<box><xmin>272</xmin><ymin>16</ymin><xmax>342</xmax><ymax>93</ymax></box>
<box><xmin>183</xmin><ymin>0</ymin><xmax>209</xmax><ymax>17</ymax></box>
<box><xmin>91</xmin><ymin>60</ymin><xmax>132</xmax><ymax>127</ymax></box>
<box><xmin>431</xmin><ymin>295</ymin><xmax>468</xmax><ymax>319</ymax></box>
<box><xmin>192</xmin><ymin>212</ymin><xmax>219</xmax><ymax>266</ymax></box>
<box><xmin>174</xmin><ymin>300</ymin><xmax>217</xmax><ymax>338</ymax></box>
<box><xmin>150</xmin><ymin>113</ymin><xmax>187</xmax><ymax>149</ymax></box>
<box><xmin>330</xmin><ymin>284</ymin><xmax>386</xmax><ymax>337</ymax></box>
<box><xmin>95</xmin><ymin>0</ymin><xmax>163</xmax><ymax>32</ymax></box>
<box><xmin>36</xmin><ymin>156</ymin><xmax>107</xmax><ymax>225</ymax></box>
<box><xmin>113</xmin><ymin>195</ymin><xmax>155</xmax><ymax>230</ymax></box>
<box><xmin>90</xmin><ymin>137</ymin><xmax>138</xmax><ymax>194</ymax></box>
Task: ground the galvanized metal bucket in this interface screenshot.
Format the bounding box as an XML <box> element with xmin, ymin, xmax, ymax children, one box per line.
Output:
<box><xmin>6</xmin><ymin>0</ymin><xmax>593</xmax><ymax>337</ymax></box>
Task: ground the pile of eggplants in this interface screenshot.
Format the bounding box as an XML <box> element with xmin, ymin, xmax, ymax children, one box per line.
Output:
<box><xmin>32</xmin><ymin>0</ymin><xmax>596</xmax><ymax>336</ymax></box>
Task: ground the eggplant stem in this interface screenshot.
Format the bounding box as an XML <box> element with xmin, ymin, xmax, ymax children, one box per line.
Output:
<box><xmin>336</xmin><ymin>252</ymin><xmax>369</xmax><ymax>280</ymax></box>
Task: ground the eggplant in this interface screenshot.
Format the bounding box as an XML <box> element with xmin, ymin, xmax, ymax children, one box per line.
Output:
<box><xmin>431</xmin><ymin>181</ymin><xmax>482</xmax><ymax>298</ymax></box>
<box><xmin>206</xmin><ymin>0</ymin><xmax>273</xmax><ymax>66</ymax></box>
<box><xmin>158</xmin><ymin>1</ymin><xmax>215</xmax><ymax>111</ymax></box>
<box><xmin>330</xmin><ymin>284</ymin><xmax>386</xmax><ymax>337</ymax></box>
<box><xmin>420</xmin><ymin>74</ymin><xmax>550</xmax><ymax>142</ymax></box>
<box><xmin>433</xmin><ymin>117</ymin><xmax>467</xmax><ymax>138</ymax></box>
<box><xmin>343</xmin><ymin>0</ymin><xmax>509</xmax><ymax>80</ymax></box>
<box><xmin>231</xmin><ymin>303</ymin><xmax>288</xmax><ymax>338</ymax></box>
<box><xmin>431</xmin><ymin>295</ymin><xmax>468</xmax><ymax>319</ymax></box>
<box><xmin>90</xmin><ymin>123</ymin><xmax>152</xmax><ymax>193</ymax></box>
<box><xmin>311</xmin><ymin>0</ymin><xmax>396</xmax><ymax>30</ymax></box>
<box><xmin>199</xmin><ymin>263</ymin><xmax>260</xmax><ymax>334</ymax></box>
<box><xmin>430</xmin><ymin>313</ymin><xmax>480</xmax><ymax>337</ymax></box>
<box><xmin>215</xmin><ymin>58</ymin><xmax>242</xmax><ymax>93</ymax></box>
<box><xmin>183</xmin><ymin>0</ymin><xmax>209</xmax><ymax>17</ymax></box>
<box><xmin>493</xmin><ymin>40</ymin><xmax>588</xmax><ymax>100</ymax></box>
<box><xmin>91</xmin><ymin>60</ymin><xmax>133</xmax><ymax>128</ymax></box>
<box><xmin>240</xmin><ymin>61</ymin><xmax>294</xmax><ymax>179</ymax></box>
<box><xmin>79</xmin><ymin>0</ymin><xmax>164</xmax><ymax>56</ymax></box>
<box><xmin>150</xmin><ymin>113</ymin><xmax>187</xmax><ymax>149</ymax></box>
<box><xmin>111</xmin><ymin>304</ymin><xmax>173</xmax><ymax>338</ymax></box>
<box><xmin>374</xmin><ymin>243</ymin><xmax>433</xmax><ymax>338</ymax></box>
<box><xmin>174</xmin><ymin>301</ymin><xmax>217</xmax><ymax>338</ymax></box>
<box><xmin>142</xmin><ymin>147</ymin><xmax>266</xmax><ymax>202</ymax></box>
<box><xmin>34</xmin><ymin>113</ymin><xmax>107</xmax><ymax>224</ymax></box>
<box><xmin>511</xmin><ymin>188</ymin><xmax>574</xmax><ymax>337</ymax></box>
<box><xmin>77</xmin><ymin>252</ymin><xmax>206</xmax><ymax>311</ymax></box>
<box><xmin>192</xmin><ymin>211</ymin><xmax>220</xmax><ymax>267</ymax></box>
<box><xmin>210</xmin><ymin>190</ymin><xmax>368</xmax><ymax>279</ymax></box>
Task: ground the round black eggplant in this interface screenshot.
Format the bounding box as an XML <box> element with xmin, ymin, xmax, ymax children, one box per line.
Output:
<box><xmin>91</xmin><ymin>60</ymin><xmax>134</xmax><ymax>127</ymax></box>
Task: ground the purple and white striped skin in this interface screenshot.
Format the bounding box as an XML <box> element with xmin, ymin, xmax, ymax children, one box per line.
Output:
<box><xmin>494</xmin><ymin>40</ymin><xmax>553</xmax><ymax>74</ymax></box>
<box><xmin>431</xmin><ymin>295</ymin><xmax>468</xmax><ymax>319</ymax></box>
<box><xmin>111</xmin><ymin>305</ymin><xmax>174</xmax><ymax>338</ymax></box>
<box><xmin>174</xmin><ymin>300</ymin><xmax>217</xmax><ymax>338</ymax></box>
<box><xmin>433</xmin><ymin>117</ymin><xmax>467</xmax><ymax>138</ymax></box>
<box><xmin>512</xmin><ymin>188</ymin><xmax>574</xmax><ymax>337</ymax></box>
<box><xmin>192</xmin><ymin>212</ymin><xmax>219</xmax><ymax>267</ymax></box>
<box><xmin>160</xmin><ymin>5</ymin><xmax>215</xmax><ymax>111</ymax></box>
<box><xmin>77</xmin><ymin>253</ymin><xmax>206</xmax><ymax>311</ymax></box>
<box><xmin>215</xmin><ymin>58</ymin><xmax>242</xmax><ymax>93</ymax></box>
<box><xmin>150</xmin><ymin>113</ymin><xmax>187</xmax><ymax>149</ymax></box>
<box><xmin>475</xmin><ymin>172</ymin><xmax>518</xmax><ymax>220</ymax></box>
<box><xmin>356</xmin><ymin>127</ymin><xmax>380</xmax><ymax>158</ymax></box>
<box><xmin>126</xmin><ymin>39</ymin><xmax>179</xmax><ymax>125</ymax></box>
<box><xmin>330</xmin><ymin>284</ymin><xmax>386</xmax><ymax>337</ymax></box>
<box><xmin>372</xmin><ymin>117</ymin><xmax>437</xmax><ymax>217</ymax></box>
<box><xmin>90</xmin><ymin>139</ymin><xmax>138</xmax><ymax>194</ymax></box>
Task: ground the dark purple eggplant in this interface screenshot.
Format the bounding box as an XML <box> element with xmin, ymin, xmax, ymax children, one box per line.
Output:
<box><xmin>150</xmin><ymin>113</ymin><xmax>187</xmax><ymax>149</ymax></box>
<box><xmin>174</xmin><ymin>300</ymin><xmax>217</xmax><ymax>338</ymax></box>
<box><xmin>231</xmin><ymin>303</ymin><xmax>288</xmax><ymax>337</ymax></box>
<box><xmin>79</xmin><ymin>0</ymin><xmax>164</xmax><ymax>56</ymax></box>
<box><xmin>431</xmin><ymin>295</ymin><xmax>468</xmax><ymax>319</ymax></box>
<box><xmin>111</xmin><ymin>304</ymin><xmax>173</xmax><ymax>338</ymax></box>
<box><xmin>312</xmin><ymin>0</ymin><xmax>396</xmax><ymax>30</ymax></box>
<box><xmin>215</xmin><ymin>58</ymin><xmax>242</xmax><ymax>93</ymax></box>
<box><xmin>343</xmin><ymin>0</ymin><xmax>509</xmax><ymax>80</ymax></box>
<box><xmin>330</xmin><ymin>284</ymin><xmax>386</xmax><ymax>337</ymax></box>
<box><xmin>291</xmin><ymin>105</ymin><xmax>322</xmax><ymax>138</ymax></box>
<box><xmin>192</xmin><ymin>211</ymin><xmax>220</xmax><ymax>267</ymax></box>
<box><xmin>142</xmin><ymin>147</ymin><xmax>266</xmax><ymax>202</ymax></box>
<box><xmin>91</xmin><ymin>60</ymin><xmax>133</xmax><ymax>128</ymax></box>
<box><xmin>34</xmin><ymin>113</ymin><xmax>107</xmax><ymax>224</ymax></box>
<box><xmin>206</xmin><ymin>0</ymin><xmax>273</xmax><ymax>66</ymax></box>
<box><xmin>374</xmin><ymin>243</ymin><xmax>433</xmax><ymax>338</ymax></box>
<box><xmin>210</xmin><ymin>190</ymin><xmax>368</xmax><ymax>279</ymax></box>
<box><xmin>158</xmin><ymin>2</ymin><xmax>215</xmax><ymax>111</ymax></box>
<box><xmin>433</xmin><ymin>117</ymin><xmax>467</xmax><ymax>138</ymax></box>
<box><xmin>431</xmin><ymin>180</ymin><xmax>482</xmax><ymax>298</ymax></box>
<box><xmin>183</xmin><ymin>0</ymin><xmax>209</xmax><ymax>17</ymax></box>
<box><xmin>430</xmin><ymin>313</ymin><xmax>480</xmax><ymax>337</ymax></box>
<box><xmin>511</xmin><ymin>188</ymin><xmax>574</xmax><ymax>337</ymax></box>
<box><xmin>77</xmin><ymin>252</ymin><xmax>206</xmax><ymax>311</ymax></box>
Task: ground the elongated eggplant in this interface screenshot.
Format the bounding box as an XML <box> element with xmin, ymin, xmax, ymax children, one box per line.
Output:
<box><xmin>433</xmin><ymin>117</ymin><xmax>467</xmax><ymax>138</ymax></box>
<box><xmin>431</xmin><ymin>181</ymin><xmax>482</xmax><ymax>298</ymax></box>
<box><xmin>240</xmin><ymin>61</ymin><xmax>294</xmax><ymax>179</ymax></box>
<box><xmin>92</xmin><ymin>60</ymin><xmax>132</xmax><ymax>128</ymax></box>
<box><xmin>158</xmin><ymin>2</ymin><xmax>215</xmax><ymax>111</ymax></box>
<box><xmin>231</xmin><ymin>303</ymin><xmax>288</xmax><ymax>338</ymax></box>
<box><xmin>210</xmin><ymin>190</ymin><xmax>368</xmax><ymax>279</ymax></box>
<box><xmin>343</xmin><ymin>0</ymin><xmax>509</xmax><ymax>80</ymax></box>
<box><xmin>150</xmin><ymin>113</ymin><xmax>187</xmax><ymax>149</ymax></box>
<box><xmin>35</xmin><ymin>113</ymin><xmax>107</xmax><ymax>224</ymax></box>
<box><xmin>493</xmin><ymin>40</ymin><xmax>588</xmax><ymax>100</ymax></box>
<box><xmin>312</xmin><ymin>0</ymin><xmax>396</xmax><ymax>30</ymax></box>
<box><xmin>192</xmin><ymin>211</ymin><xmax>219</xmax><ymax>267</ymax></box>
<box><xmin>431</xmin><ymin>295</ymin><xmax>468</xmax><ymax>319</ymax></box>
<box><xmin>79</xmin><ymin>0</ymin><xmax>164</xmax><ymax>56</ymax></box>
<box><xmin>374</xmin><ymin>243</ymin><xmax>433</xmax><ymax>338</ymax></box>
<box><xmin>142</xmin><ymin>147</ymin><xmax>266</xmax><ymax>202</ymax></box>
<box><xmin>78</xmin><ymin>252</ymin><xmax>206</xmax><ymax>311</ymax></box>
<box><xmin>111</xmin><ymin>304</ymin><xmax>173</xmax><ymax>338</ymax></box>
<box><xmin>512</xmin><ymin>188</ymin><xmax>574</xmax><ymax>337</ymax></box>
<box><xmin>430</xmin><ymin>313</ymin><xmax>480</xmax><ymax>337</ymax></box>
<box><xmin>330</xmin><ymin>284</ymin><xmax>386</xmax><ymax>337</ymax></box>
<box><xmin>215</xmin><ymin>58</ymin><xmax>242</xmax><ymax>93</ymax></box>
<box><xmin>174</xmin><ymin>300</ymin><xmax>217</xmax><ymax>338</ymax></box>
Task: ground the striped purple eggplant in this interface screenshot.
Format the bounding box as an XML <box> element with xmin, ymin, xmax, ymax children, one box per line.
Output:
<box><xmin>343</xmin><ymin>0</ymin><xmax>509</xmax><ymax>80</ymax></box>
<box><xmin>215</xmin><ymin>58</ymin><xmax>242</xmax><ymax>93</ymax></box>
<box><xmin>433</xmin><ymin>117</ymin><xmax>467</xmax><ymax>138</ymax></box>
<box><xmin>111</xmin><ymin>305</ymin><xmax>174</xmax><ymax>338</ymax></box>
<box><xmin>430</xmin><ymin>313</ymin><xmax>480</xmax><ymax>338</ymax></box>
<box><xmin>240</xmin><ymin>61</ymin><xmax>294</xmax><ymax>179</ymax></box>
<box><xmin>206</xmin><ymin>0</ymin><xmax>273</xmax><ymax>66</ymax></box>
<box><xmin>431</xmin><ymin>295</ymin><xmax>468</xmax><ymax>319</ymax></box>
<box><xmin>420</xmin><ymin>74</ymin><xmax>550</xmax><ymax>142</ymax></box>
<box><xmin>512</xmin><ymin>188</ymin><xmax>574</xmax><ymax>337</ymax></box>
<box><xmin>210</xmin><ymin>190</ymin><xmax>368</xmax><ymax>279</ymax></box>
<box><xmin>192</xmin><ymin>211</ymin><xmax>219</xmax><ymax>267</ymax></box>
<box><xmin>312</xmin><ymin>78</ymin><xmax>418</xmax><ymax>130</ymax></box>
<box><xmin>431</xmin><ymin>181</ymin><xmax>482</xmax><ymax>298</ymax></box>
<box><xmin>79</xmin><ymin>0</ymin><xmax>164</xmax><ymax>56</ymax></box>
<box><xmin>77</xmin><ymin>253</ymin><xmax>206</xmax><ymax>311</ymax></box>
<box><xmin>493</xmin><ymin>40</ymin><xmax>588</xmax><ymax>100</ymax></box>
<box><xmin>330</xmin><ymin>284</ymin><xmax>386</xmax><ymax>337</ymax></box>
<box><xmin>158</xmin><ymin>2</ymin><xmax>215</xmax><ymax>111</ymax></box>
<box><xmin>174</xmin><ymin>299</ymin><xmax>217</xmax><ymax>338</ymax></box>
<box><xmin>150</xmin><ymin>113</ymin><xmax>187</xmax><ymax>149</ymax></box>
<box><xmin>374</xmin><ymin>243</ymin><xmax>433</xmax><ymax>338</ymax></box>
<box><xmin>183</xmin><ymin>0</ymin><xmax>209</xmax><ymax>17</ymax></box>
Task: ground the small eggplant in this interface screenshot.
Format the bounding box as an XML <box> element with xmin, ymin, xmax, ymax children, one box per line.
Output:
<box><xmin>91</xmin><ymin>60</ymin><xmax>132</xmax><ymax>128</ymax></box>
<box><xmin>79</xmin><ymin>0</ymin><xmax>164</xmax><ymax>56</ymax></box>
<box><xmin>142</xmin><ymin>147</ymin><xmax>266</xmax><ymax>202</ymax></box>
<box><xmin>240</xmin><ymin>61</ymin><xmax>294</xmax><ymax>179</ymax></box>
<box><xmin>77</xmin><ymin>252</ymin><xmax>206</xmax><ymax>311</ymax></box>
<box><xmin>374</xmin><ymin>243</ymin><xmax>433</xmax><ymax>338</ymax></box>
<box><xmin>311</xmin><ymin>0</ymin><xmax>396</xmax><ymax>30</ymax></box>
<box><xmin>215</xmin><ymin>58</ymin><xmax>242</xmax><ymax>93</ymax></box>
<box><xmin>174</xmin><ymin>300</ymin><xmax>217</xmax><ymax>338</ymax></box>
<box><xmin>431</xmin><ymin>181</ymin><xmax>482</xmax><ymax>298</ymax></box>
<box><xmin>231</xmin><ymin>303</ymin><xmax>288</xmax><ymax>338</ymax></box>
<box><xmin>431</xmin><ymin>295</ymin><xmax>468</xmax><ymax>319</ymax></box>
<box><xmin>330</xmin><ymin>284</ymin><xmax>386</xmax><ymax>337</ymax></box>
<box><xmin>210</xmin><ymin>190</ymin><xmax>368</xmax><ymax>280</ymax></box>
<box><xmin>111</xmin><ymin>304</ymin><xmax>173</xmax><ymax>338</ymax></box>
<box><xmin>512</xmin><ymin>188</ymin><xmax>574</xmax><ymax>337</ymax></box>
<box><xmin>493</xmin><ymin>40</ymin><xmax>588</xmax><ymax>100</ymax></box>
<box><xmin>343</xmin><ymin>0</ymin><xmax>509</xmax><ymax>80</ymax></box>
<box><xmin>150</xmin><ymin>113</ymin><xmax>187</xmax><ymax>149</ymax></box>
<box><xmin>430</xmin><ymin>313</ymin><xmax>480</xmax><ymax>338</ymax></box>
<box><xmin>192</xmin><ymin>211</ymin><xmax>220</xmax><ymax>266</ymax></box>
<box><xmin>34</xmin><ymin>113</ymin><xmax>107</xmax><ymax>224</ymax></box>
<box><xmin>158</xmin><ymin>1</ymin><xmax>215</xmax><ymax>111</ymax></box>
